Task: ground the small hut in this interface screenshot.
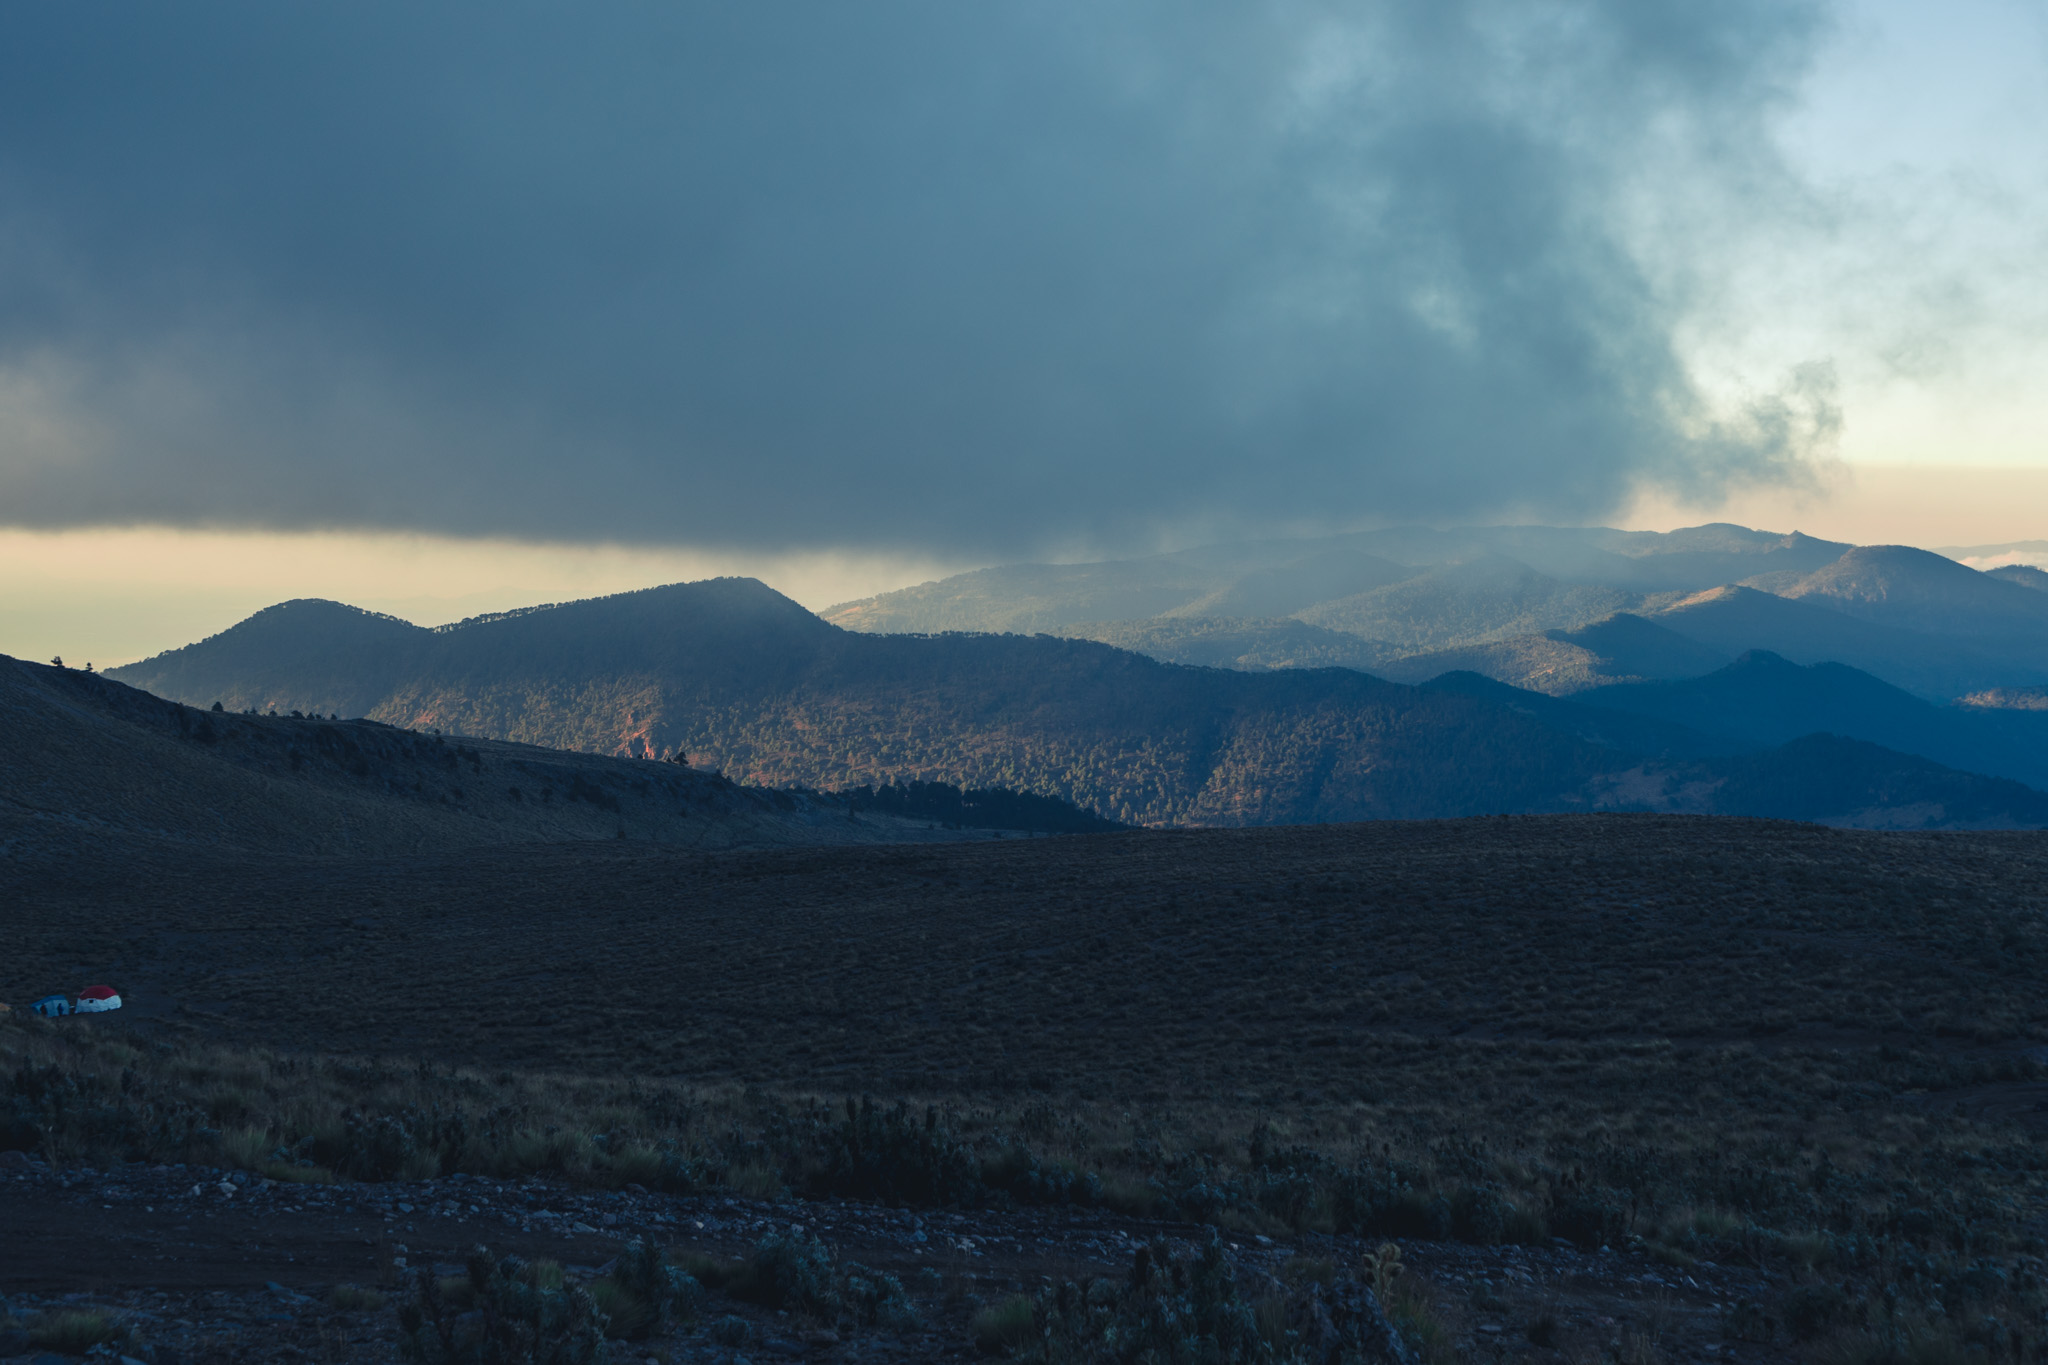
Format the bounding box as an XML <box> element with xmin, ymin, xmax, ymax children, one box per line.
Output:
<box><xmin>74</xmin><ymin>985</ymin><xmax>121</xmax><ymax>1013</ymax></box>
<box><xmin>31</xmin><ymin>994</ymin><xmax>71</xmax><ymax>1017</ymax></box>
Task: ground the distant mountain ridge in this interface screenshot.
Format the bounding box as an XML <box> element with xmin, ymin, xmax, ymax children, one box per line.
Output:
<box><xmin>106</xmin><ymin>577</ymin><xmax>2048</xmax><ymax>830</ymax></box>
<box><xmin>824</xmin><ymin>523</ymin><xmax>1849</xmax><ymax>634</ymax></box>
<box><xmin>828</xmin><ymin>524</ymin><xmax>2048</xmax><ymax>701</ymax></box>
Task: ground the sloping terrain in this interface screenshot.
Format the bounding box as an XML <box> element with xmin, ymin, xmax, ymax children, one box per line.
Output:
<box><xmin>1571</xmin><ymin>651</ymin><xmax>2048</xmax><ymax>791</ymax></box>
<box><xmin>823</xmin><ymin>523</ymin><xmax>1850</xmax><ymax>633</ymax></box>
<box><xmin>1293</xmin><ymin>557</ymin><xmax>1633</xmax><ymax>650</ymax></box>
<box><xmin>1987</xmin><ymin>563</ymin><xmax>2048</xmax><ymax>592</ymax></box>
<box><xmin>1156</xmin><ymin>547</ymin><xmax>1414</xmax><ymax>618</ymax></box>
<box><xmin>0</xmin><ymin>653</ymin><xmax>953</xmax><ymax>859</ymax></box>
<box><xmin>1374</xmin><ymin>634</ymin><xmax>1621</xmax><ymax>694</ymax></box>
<box><xmin>1541</xmin><ymin>612</ymin><xmax>1733</xmax><ymax>679</ymax></box>
<box><xmin>1639</xmin><ymin>585</ymin><xmax>2048</xmax><ymax>698</ymax></box>
<box><xmin>1745</xmin><ymin>543</ymin><xmax>2048</xmax><ymax>641</ymax></box>
<box><xmin>826</xmin><ymin>525</ymin><xmax>2048</xmax><ymax>706</ymax></box>
<box><xmin>1053</xmin><ymin>616</ymin><xmax>1400</xmax><ymax>673</ymax></box>
<box><xmin>118</xmin><ymin>587</ymin><xmax>1632</xmax><ymax>825</ymax></box>
<box><xmin>1372</xmin><ymin>614</ymin><xmax>1731</xmax><ymax>695</ymax></box>
<box><xmin>107</xmin><ymin>579</ymin><xmax>2048</xmax><ymax>828</ymax></box>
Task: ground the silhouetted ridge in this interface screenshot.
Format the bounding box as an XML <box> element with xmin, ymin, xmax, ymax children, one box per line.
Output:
<box><xmin>841</xmin><ymin>781</ymin><xmax>1123</xmax><ymax>833</ymax></box>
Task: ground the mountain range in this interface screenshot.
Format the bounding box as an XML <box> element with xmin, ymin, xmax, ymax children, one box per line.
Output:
<box><xmin>101</xmin><ymin>572</ymin><xmax>2048</xmax><ymax>829</ymax></box>
<box><xmin>829</xmin><ymin>526</ymin><xmax>2048</xmax><ymax>701</ymax></box>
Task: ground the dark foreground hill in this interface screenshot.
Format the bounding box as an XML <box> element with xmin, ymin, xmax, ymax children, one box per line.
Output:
<box><xmin>0</xmin><ymin>653</ymin><xmax>976</xmax><ymax>858</ymax></box>
<box><xmin>108</xmin><ymin>580</ymin><xmax>2048</xmax><ymax>828</ymax></box>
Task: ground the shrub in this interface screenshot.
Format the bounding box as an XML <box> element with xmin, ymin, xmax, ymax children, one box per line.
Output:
<box><xmin>587</xmin><ymin>1238</ymin><xmax>701</xmax><ymax>1340</ymax></box>
<box><xmin>715</xmin><ymin>1229</ymin><xmax>917</xmax><ymax>1334</ymax></box>
<box><xmin>1550</xmin><ymin>1185</ymin><xmax>1629</xmax><ymax>1249</ymax></box>
<box><xmin>398</xmin><ymin>1245</ymin><xmax>609</xmax><ymax>1365</ymax></box>
<box><xmin>262</xmin><ymin>1161</ymin><xmax>338</xmax><ymax>1184</ymax></box>
<box><xmin>29</xmin><ymin>1309</ymin><xmax>119</xmax><ymax>1352</ymax></box>
<box><xmin>330</xmin><ymin>1284</ymin><xmax>388</xmax><ymax>1311</ymax></box>
<box><xmin>1031</xmin><ymin>1236</ymin><xmax>1265</xmax><ymax>1364</ymax></box>
<box><xmin>1280</xmin><ymin>1255</ymin><xmax>1336</xmax><ymax>1287</ymax></box>
<box><xmin>806</xmin><ymin>1098</ymin><xmax>985</xmax><ymax>1207</ymax></box>
<box><xmin>1785</xmin><ymin>1284</ymin><xmax>1858</xmax><ymax>1341</ymax></box>
<box><xmin>1027</xmin><ymin>1235</ymin><xmax>1426</xmax><ymax>1365</ymax></box>
<box><xmin>706</xmin><ymin>1315</ymin><xmax>753</xmax><ymax>1347</ymax></box>
<box><xmin>675</xmin><ymin>1251</ymin><xmax>740</xmax><ymax>1293</ymax></box>
<box><xmin>972</xmin><ymin>1294</ymin><xmax>1037</xmax><ymax>1355</ymax></box>
<box><xmin>840</xmin><ymin>1261</ymin><xmax>919</xmax><ymax>1332</ymax></box>
<box><xmin>737</xmin><ymin>1227</ymin><xmax>839</xmax><ymax>1316</ymax></box>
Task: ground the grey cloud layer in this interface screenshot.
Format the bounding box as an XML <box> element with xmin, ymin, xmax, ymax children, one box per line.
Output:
<box><xmin>0</xmin><ymin>1</ymin><xmax>1829</xmax><ymax>554</ymax></box>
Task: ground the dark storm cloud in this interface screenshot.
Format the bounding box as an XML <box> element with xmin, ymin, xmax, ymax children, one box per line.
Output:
<box><xmin>0</xmin><ymin>1</ymin><xmax>1831</xmax><ymax>555</ymax></box>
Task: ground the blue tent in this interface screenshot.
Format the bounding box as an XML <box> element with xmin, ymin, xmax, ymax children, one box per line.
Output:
<box><xmin>30</xmin><ymin>994</ymin><xmax>71</xmax><ymax>1017</ymax></box>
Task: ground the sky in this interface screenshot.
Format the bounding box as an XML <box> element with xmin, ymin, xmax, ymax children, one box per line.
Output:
<box><xmin>2</xmin><ymin>0</ymin><xmax>2045</xmax><ymax>665</ymax></box>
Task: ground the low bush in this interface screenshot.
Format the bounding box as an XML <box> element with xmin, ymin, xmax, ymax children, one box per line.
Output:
<box><xmin>586</xmin><ymin>1238</ymin><xmax>700</xmax><ymax>1340</ymax></box>
<box><xmin>398</xmin><ymin>1245</ymin><xmax>609</xmax><ymax>1365</ymax></box>
<box><xmin>10</xmin><ymin>1013</ymin><xmax>2048</xmax><ymax>1350</ymax></box>
<box><xmin>840</xmin><ymin>1261</ymin><xmax>919</xmax><ymax>1332</ymax></box>
<box><xmin>261</xmin><ymin>1160</ymin><xmax>338</xmax><ymax>1184</ymax></box>
<box><xmin>28</xmin><ymin>1309</ymin><xmax>119</xmax><ymax>1352</ymax></box>
<box><xmin>736</xmin><ymin>1227</ymin><xmax>840</xmax><ymax>1317</ymax></box>
<box><xmin>972</xmin><ymin>1294</ymin><xmax>1037</xmax><ymax>1355</ymax></box>
<box><xmin>708</xmin><ymin>1228</ymin><xmax>917</xmax><ymax>1334</ymax></box>
<box><xmin>1028</xmin><ymin>1235</ymin><xmax>1421</xmax><ymax>1365</ymax></box>
<box><xmin>330</xmin><ymin>1283</ymin><xmax>387</xmax><ymax>1311</ymax></box>
<box><xmin>706</xmin><ymin>1315</ymin><xmax>753</xmax><ymax>1347</ymax></box>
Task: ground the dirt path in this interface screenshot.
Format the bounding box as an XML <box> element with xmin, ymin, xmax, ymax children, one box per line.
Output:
<box><xmin>0</xmin><ymin>1158</ymin><xmax>1796</xmax><ymax>1364</ymax></box>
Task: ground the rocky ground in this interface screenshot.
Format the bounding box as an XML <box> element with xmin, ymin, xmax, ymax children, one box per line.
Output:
<box><xmin>0</xmin><ymin>1152</ymin><xmax>1797</xmax><ymax>1364</ymax></box>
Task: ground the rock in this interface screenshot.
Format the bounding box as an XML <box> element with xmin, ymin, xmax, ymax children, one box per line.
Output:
<box><xmin>573</xmin><ymin>1221</ymin><xmax>598</xmax><ymax>1233</ymax></box>
<box><xmin>0</xmin><ymin>1150</ymin><xmax>32</xmax><ymax>1172</ymax></box>
<box><xmin>801</xmin><ymin>1328</ymin><xmax>840</xmax><ymax>1346</ymax></box>
<box><xmin>267</xmin><ymin>1280</ymin><xmax>316</xmax><ymax>1305</ymax></box>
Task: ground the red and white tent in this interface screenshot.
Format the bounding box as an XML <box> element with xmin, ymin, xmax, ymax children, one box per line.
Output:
<box><xmin>74</xmin><ymin>985</ymin><xmax>121</xmax><ymax>1013</ymax></box>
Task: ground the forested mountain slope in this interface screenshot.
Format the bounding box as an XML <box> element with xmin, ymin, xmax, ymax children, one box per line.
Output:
<box><xmin>2</xmin><ymin>652</ymin><xmax>945</xmax><ymax>859</ymax></box>
<box><xmin>108</xmin><ymin>579</ymin><xmax>2048</xmax><ymax>829</ymax></box>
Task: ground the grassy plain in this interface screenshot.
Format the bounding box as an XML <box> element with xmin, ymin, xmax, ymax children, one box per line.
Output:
<box><xmin>7</xmin><ymin>814</ymin><xmax>2048</xmax><ymax>1356</ymax></box>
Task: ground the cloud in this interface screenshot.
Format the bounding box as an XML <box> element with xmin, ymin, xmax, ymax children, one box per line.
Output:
<box><xmin>0</xmin><ymin>0</ymin><xmax>1835</xmax><ymax>557</ymax></box>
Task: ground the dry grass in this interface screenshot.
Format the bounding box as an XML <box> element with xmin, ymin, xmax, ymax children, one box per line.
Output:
<box><xmin>8</xmin><ymin>814</ymin><xmax>2048</xmax><ymax>1347</ymax></box>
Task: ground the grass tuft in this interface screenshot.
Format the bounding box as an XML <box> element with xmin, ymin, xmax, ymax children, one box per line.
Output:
<box><xmin>29</xmin><ymin>1309</ymin><xmax>119</xmax><ymax>1351</ymax></box>
<box><xmin>971</xmin><ymin>1294</ymin><xmax>1037</xmax><ymax>1355</ymax></box>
